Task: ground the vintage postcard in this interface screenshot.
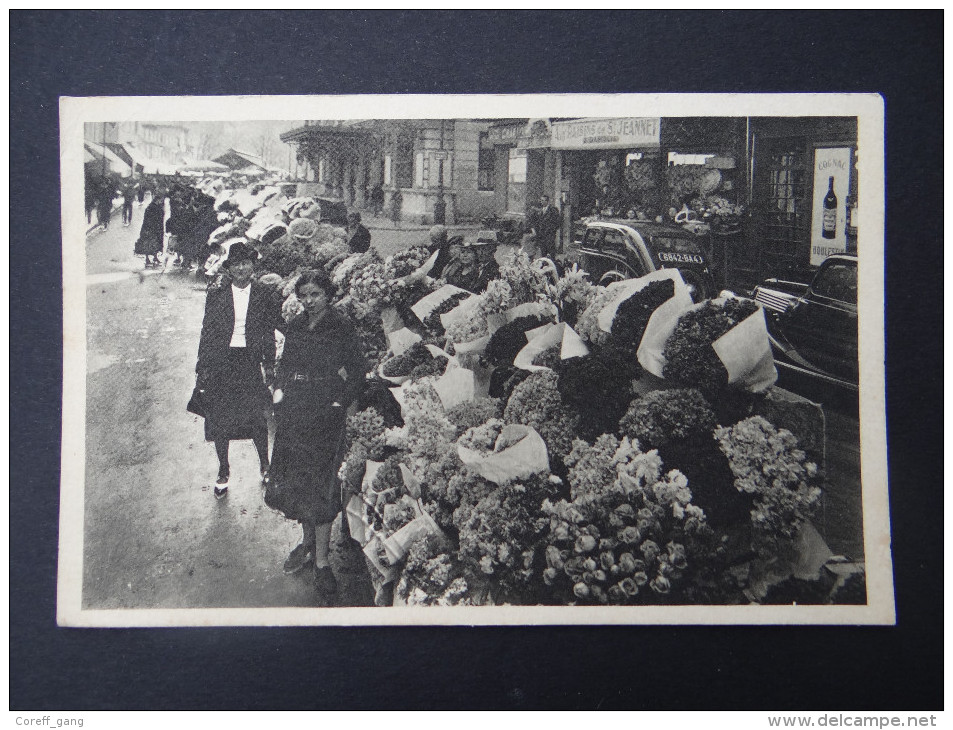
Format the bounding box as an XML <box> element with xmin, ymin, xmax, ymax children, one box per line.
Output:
<box><xmin>58</xmin><ymin>93</ymin><xmax>892</xmax><ymax>626</ymax></box>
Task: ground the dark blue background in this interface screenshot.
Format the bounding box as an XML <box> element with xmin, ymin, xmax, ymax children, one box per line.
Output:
<box><xmin>11</xmin><ymin>10</ymin><xmax>942</xmax><ymax>710</ymax></box>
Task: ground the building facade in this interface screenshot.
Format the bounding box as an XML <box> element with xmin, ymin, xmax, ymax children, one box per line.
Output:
<box><xmin>281</xmin><ymin>119</ymin><xmax>497</xmax><ymax>225</ymax></box>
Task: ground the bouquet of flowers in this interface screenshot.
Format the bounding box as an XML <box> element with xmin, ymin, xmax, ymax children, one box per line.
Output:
<box><xmin>503</xmin><ymin>370</ymin><xmax>581</xmax><ymax>460</ymax></box>
<box><xmin>541</xmin><ymin>434</ymin><xmax>713</xmax><ymax>604</ymax></box>
<box><xmin>484</xmin><ymin>314</ymin><xmax>553</xmax><ymax>367</ymax></box>
<box><xmin>603</xmin><ymin>278</ymin><xmax>676</xmax><ymax>362</ymax></box>
<box><xmin>662</xmin><ymin>297</ymin><xmax>776</xmax><ymax>397</ymax></box>
<box><xmin>446</xmin><ymin>397</ymin><xmax>503</xmax><ymax>438</ymax></box>
<box><xmin>396</xmin><ymin>533</ymin><xmax>473</xmax><ymax>606</ymax></box>
<box><xmin>618</xmin><ymin>388</ymin><xmax>750</xmax><ymax>530</ymax></box>
<box><xmin>444</xmin><ymin>306</ymin><xmax>491</xmax><ymax>350</ymax></box>
<box><xmin>380</xmin><ymin>341</ymin><xmax>450</xmax><ymax>382</ymax></box>
<box><xmin>395</xmin><ymin>378</ymin><xmax>457</xmax><ymax>469</ymax></box>
<box><xmin>311</xmin><ymin>238</ymin><xmax>351</xmax><ymax>269</ymax></box>
<box><xmin>413</xmin><ymin>288</ymin><xmax>474</xmax><ymax>334</ymax></box>
<box><xmin>454</xmin><ymin>473</ymin><xmax>557</xmax><ymax>601</ymax></box>
<box><xmin>456</xmin><ymin>420</ymin><xmax>550</xmax><ymax>486</ymax></box>
<box><xmin>348</xmin><ymin>260</ymin><xmax>396</xmax><ymax>319</ymax></box>
<box><xmin>619</xmin><ymin>388</ymin><xmax>717</xmax><ymax>450</ymax></box>
<box><xmin>555</xmin><ymin>346</ymin><xmax>637</xmax><ymax>441</ymax></box>
<box><xmin>332</xmin><ymin>250</ymin><xmax>381</xmax><ymax>293</ymax></box>
<box><xmin>714</xmin><ymin>416</ymin><xmax>823</xmax><ymax>550</ymax></box>
<box><xmin>541</xmin><ymin>264</ymin><xmax>595</xmax><ymax>327</ymax></box>
<box><xmin>498</xmin><ymin>251</ymin><xmax>551</xmax><ymax>305</ymax></box>
<box><xmin>574</xmin><ymin>286</ymin><xmax>614</xmax><ymax>345</ymax></box>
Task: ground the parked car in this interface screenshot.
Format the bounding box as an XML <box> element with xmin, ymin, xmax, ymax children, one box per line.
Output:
<box><xmin>480</xmin><ymin>212</ymin><xmax>527</xmax><ymax>246</ymax></box>
<box><xmin>752</xmin><ymin>254</ymin><xmax>858</xmax><ymax>391</ymax></box>
<box><xmin>575</xmin><ymin>219</ymin><xmax>714</xmax><ymax>301</ymax></box>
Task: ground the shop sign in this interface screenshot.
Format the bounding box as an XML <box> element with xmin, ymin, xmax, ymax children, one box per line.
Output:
<box><xmin>551</xmin><ymin>117</ymin><xmax>660</xmax><ymax>150</ymax></box>
<box><xmin>810</xmin><ymin>147</ymin><xmax>851</xmax><ymax>265</ymax></box>
<box><xmin>488</xmin><ymin>119</ymin><xmax>552</xmax><ymax>149</ymax></box>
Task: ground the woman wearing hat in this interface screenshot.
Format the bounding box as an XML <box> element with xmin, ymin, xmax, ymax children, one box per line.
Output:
<box><xmin>266</xmin><ymin>269</ymin><xmax>367</xmax><ymax>595</ymax></box>
<box><xmin>195</xmin><ymin>241</ymin><xmax>280</xmax><ymax>499</ymax></box>
<box><xmin>443</xmin><ymin>239</ymin><xmax>495</xmax><ymax>294</ymax></box>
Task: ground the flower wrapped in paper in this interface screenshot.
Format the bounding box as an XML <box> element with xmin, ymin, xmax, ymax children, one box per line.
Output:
<box><xmin>410</xmin><ymin>284</ymin><xmax>476</xmax><ymax>334</ymax></box>
<box><xmin>658</xmin><ymin>297</ymin><xmax>778</xmax><ymax>396</ymax></box>
<box><xmin>378</xmin><ymin>342</ymin><xmax>451</xmax><ymax>385</ymax></box>
<box><xmin>503</xmin><ymin>371</ymin><xmax>581</xmax><ymax>461</ymax></box>
<box><xmin>456</xmin><ymin>422</ymin><xmax>549</xmax><ymax>486</ymax></box>
<box><xmin>513</xmin><ymin>321</ymin><xmax>590</xmax><ymax>373</ymax></box>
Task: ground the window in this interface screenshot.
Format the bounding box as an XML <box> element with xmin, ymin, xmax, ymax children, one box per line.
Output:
<box><xmin>506</xmin><ymin>148</ymin><xmax>527</xmax><ymax>213</ymax></box>
<box><xmin>582</xmin><ymin>228</ymin><xmax>603</xmax><ymax>249</ymax></box>
<box><xmin>415</xmin><ymin>151</ymin><xmax>425</xmax><ymax>188</ymax></box>
<box><xmin>812</xmin><ymin>261</ymin><xmax>857</xmax><ymax>303</ymax></box>
<box><xmin>478</xmin><ymin>132</ymin><xmax>495</xmax><ymax>191</ymax></box>
<box><xmin>602</xmin><ymin>230</ymin><xmax>628</xmax><ymax>256</ymax></box>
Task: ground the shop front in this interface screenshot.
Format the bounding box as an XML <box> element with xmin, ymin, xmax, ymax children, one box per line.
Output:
<box><xmin>488</xmin><ymin>119</ymin><xmax>558</xmax><ymax>225</ymax></box>
<box><xmin>552</xmin><ymin>117</ymin><xmax>663</xmax><ymax>228</ymax></box>
<box><xmin>748</xmin><ymin>117</ymin><xmax>858</xmax><ymax>282</ymax></box>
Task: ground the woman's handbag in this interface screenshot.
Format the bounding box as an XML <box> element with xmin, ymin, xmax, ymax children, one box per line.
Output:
<box><xmin>186</xmin><ymin>387</ymin><xmax>208</xmax><ymax>418</ymax></box>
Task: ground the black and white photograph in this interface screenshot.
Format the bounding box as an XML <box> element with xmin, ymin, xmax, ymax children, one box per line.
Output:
<box><xmin>58</xmin><ymin>94</ymin><xmax>892</xmax><ymax>627</ymax></box>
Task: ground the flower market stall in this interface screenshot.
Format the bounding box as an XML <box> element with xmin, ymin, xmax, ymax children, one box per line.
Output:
<box><xmin>207</xmin><ymin>177</ymin><xmax>866</xmax><ymax>608</ymax></box>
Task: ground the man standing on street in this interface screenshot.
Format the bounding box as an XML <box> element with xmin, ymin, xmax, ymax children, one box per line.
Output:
<box><xmin>345</xmin><ymin>212</ymin><xmax>371</xmax><ymax>253</ymax></box>
<box><xmin>530</xmin><ymin>194</ymin><xmax>561</xmax><ymax>260</ymax></box>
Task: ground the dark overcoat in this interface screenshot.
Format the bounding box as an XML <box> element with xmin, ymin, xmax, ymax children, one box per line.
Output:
<box><xmin>196</xmin><ymin>280</ymin><xmax>280</xmax><ymax>382</ymax></box>
<box><xmin>135</xmin><ymin>197</ymin><xmax>165</xmax><ymax>255</ymax></box>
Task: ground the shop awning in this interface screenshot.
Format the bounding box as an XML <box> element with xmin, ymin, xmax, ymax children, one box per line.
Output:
<box><xmin>177</xmin><ymin>159</ymin><xmax>230</xmax><ymax>173</ymax></box>
<box><xmin>280</xmin><ymin>123</ymin><xmax>380</xmax><ymax>158</ymax></box>
<box><xmin>122</xmin><ymin>144</ymin><xmax>178</xmax><ymax>175</ymax></box>
<box><xmin>84</xmin><ymin>142</ymin><xmax>132</xmax><ymax>176</ymax></box>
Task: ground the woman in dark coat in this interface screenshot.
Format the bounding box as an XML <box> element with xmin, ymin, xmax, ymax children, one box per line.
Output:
<box><xmin>195</xmin><ymin>241</ymin><xmax>280</xmax><ymax>498</ymax></box>
<box><xmin>267</xmin><ymin>269</ymin><xmax>367</xmax><ymax>595</ymax></box>
<box><xmin>135</xmin><ymin>190</ymin><xmax>166</xmax><ymax>268</ymax></box>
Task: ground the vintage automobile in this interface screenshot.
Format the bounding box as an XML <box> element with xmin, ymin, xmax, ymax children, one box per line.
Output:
<box><xmin>752</xmin><ymin>254</ymin><xmax>858</xmax><ymax>391</ymax></box>
<box><xmin>575</xmin><ymin>219</ymin><xmax>715</xmax><ymax>301</ymax></box>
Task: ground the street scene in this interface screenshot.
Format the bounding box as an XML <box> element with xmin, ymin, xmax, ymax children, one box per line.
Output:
<box><xmin>80</xmin><ymin>115</ymin><xmax>866</xmax><ymax>614</ymax></box>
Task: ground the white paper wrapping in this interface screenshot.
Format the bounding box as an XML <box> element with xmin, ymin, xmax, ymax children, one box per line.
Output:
<box><xmin>410</xmin><ymin>284</ymin><xmax>472</xmax><ymax>323</ymax></box>
<box><xmin>711</xmin><ymin>306</ymin><xmax>778</xmax><ymax>392</ymax></box>
<box><xmin>457</xmin><ymin>424</ymin><xmax>549</xmax><ymax>485</ymax></box>
<box><xmin>513</xmin><ymin>321</ymin><xmax>590</xmax><ymax>373</ymax></box>
<box><xmin>598</xmin><ymin>268</ymin><xmax>692</xmax><ymax>333</ymax></box>
<box><xmin>636</xmin><ymin>272</ymin><xmax>696</xmax><ymax>378</ymax></box>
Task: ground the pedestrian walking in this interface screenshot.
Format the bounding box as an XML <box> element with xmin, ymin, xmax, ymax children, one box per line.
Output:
<box><xmin>345</xmin><ymin>212</ymin><xmax>371</xmax><ymax>254</ymax></box>
<box><xmin>389</xmin><ymin>188</ymin><xmax>402</xmax><ymax>227</ymax></box>
<box><xmin>121</xmin><ymin>181</ymin><xmax>137</xmax><ymax>226</ymax></box>
<box><xmin>194</xmin><ymin>242</ymin><xmax>280</xmax><ymax>499</ymax></box>
<box><xmin>96</xmin><ymin>179</ymin><xmax>116</xmax><ymax>230</ymax></box>
<box><xmin>266</xmin><ymin>269</ymin><xmax>367</xmax><ymax>596</ymax></box>
<box><xmin>136</xmin><ymin>177</ymin><xmax>147</xmax><ymax>207</ymax></box>
<box><xmin>135</xmin><ymin>190</ymin><xmax>165</xmax><ymax>268</ymax></box>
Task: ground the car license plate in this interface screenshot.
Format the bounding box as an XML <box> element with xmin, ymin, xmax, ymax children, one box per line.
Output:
<box><xmin>657</xmin><ymin>252</ymin><xmax>705</xmax><ymax>264</ymax></box>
